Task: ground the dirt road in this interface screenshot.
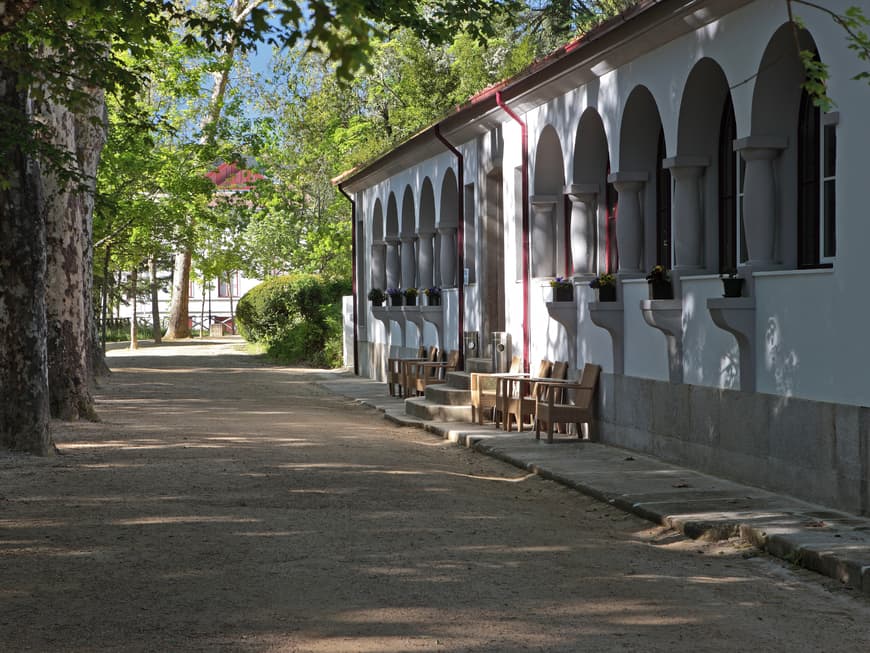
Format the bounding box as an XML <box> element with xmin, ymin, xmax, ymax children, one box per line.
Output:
<box><xmin>2</xmin><ymin>339</ymin><xmax>870</xmax><ymax>652</ymax></box>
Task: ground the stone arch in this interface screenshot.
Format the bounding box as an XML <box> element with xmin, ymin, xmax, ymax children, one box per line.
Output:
<box><xmin>418</xmin><ymin>178</ymin><xmax>437</xmax><ymax>289</ymax></box>
<box><xmin>571</xmin><ymin>108</ymin><xmax>611</xmax><ymax>275</ymax></box>
<box><xmin>531</xmin><ymin>124</ymin><xmax>566</xmax><ymax>277</ymax></box>
<box><xmin>671</xmin><ymin>57</ymin><xmax>733</xmax><ymax>272</ymax></box>
<box><xmin>438</xmin><ymin>168</ymin><xmax>458</xmax><ymax>287</ymax></box>
<box><xmin>751</xmin><ymin>23</ymin><xmax>814</xmax><ymax>140</ymax></box>
<box><xmin>400</xmin><ymin>185</ymin><xmax>417</xmax><ymax>288</ymax></box>
<box><xmin>613</xmin><ymin>85</ymin><xmax>667</xmax><ymax>273</ymax></box>
<box><xmin>739</xmin><ymin>23</ymin><xmax>820</xmax><ymax>268</ymax></box>
<box><xmin>385</xmin><ymin>192</ymin><xmax>400</xmax><ymax>289</ymax></box>
<box><xmin>372</xmin><ymin>198</ymin><xmax>384</xmax><ymax>241</ymax></box>
<box><xmin>370</xmin><ymin>198</ymin><xmax>386</xmax><ymax>291</ymax></box>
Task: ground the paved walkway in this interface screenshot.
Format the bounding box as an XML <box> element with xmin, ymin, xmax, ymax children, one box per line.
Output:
<box><xmin>318</xmin><ymin>370</ymin><xmax>870</xmax><ymax>596</ymax></box>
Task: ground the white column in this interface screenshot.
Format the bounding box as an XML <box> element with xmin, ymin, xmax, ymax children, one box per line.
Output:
<box><xmin>371</xmin><ymin>241</ymin><xmax>387</xmax><ymax>290</ymax></box>
<box><xmin>530</xmin><ymin>195</ymin><xmax>559</xmax><ymax>278</ymax></box>
<box><xmin>608</xmin><ymin>172</ymin><xmax>647</xmax><ymax>274</ymax></box>
<box><xmin>385</xmin><ymin>237</ymin><xmax>400</xmax><ymax>290</ymax></box>
<box><xmin>663</xmin><ymin>157</ymin><xmax>708</xmax><ymax>271</ymax></box>
<box><xmin>417</xmin><ymin>231</ymin><xmax>435</xmax><ymax>289</ymax></box>
<box><xmin>438</xmin><ymin>226</ymin><xmax>457</xmax><ymax>288</ymax></box>
<box><xmin>734</xmin><ymin>137</ymin><xmax>786</xmax><ymax>266</ymax></box>
<box><xmin>566</xmin><ymin>184</ymin><xmax>598</xmax><ymax>275</ymax></box>
<box><xmin>400</xmin><ymin>234</ymin><xmax>416</xmax><ymax>289</ymax></box>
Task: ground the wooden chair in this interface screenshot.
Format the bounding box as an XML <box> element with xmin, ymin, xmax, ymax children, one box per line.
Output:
<box><xmin>400</xmin><ymin>346</ymin><xmax>439</xmax><ymax>396</ymax></box>
<box><xmin>387</xmin><ymin>346</ymin><xmax>424</xmax><ymax>396</ymax></box>
<box><xmin>499</xmin><ymin>359</ymin><xmax>555</xmax><ymax>432</ymax></box>
<box><xmin>387</xmin><ymin>346</ymin><xmax>434</xmax><ymax>397</ymax></box>
<box><xmin>409</xmin><ymin>349</ymin><xmax>460</xmax><ymax>395</ymax></box>
<box><xmin>470</xmin><ymin>355</ymin><xmax>521</xmax><ymax>425</ymax></box>
<box><xmin>534</xmin><ymin>363</ymin><xmax>601</xmax><ymax>443</ymax></box>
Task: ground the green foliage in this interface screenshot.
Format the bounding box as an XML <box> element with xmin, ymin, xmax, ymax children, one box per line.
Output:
<box><xmin>790</xmin><ymin>2</ymin><xmax>870</xmax><ymax>110</ymax></box>
<box><xmin>235</xmin><ymin>273</ymin><xmax>351</xmax><ymax>367</ymax></box>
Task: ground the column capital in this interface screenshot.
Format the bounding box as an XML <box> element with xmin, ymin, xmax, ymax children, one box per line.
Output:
<box><xmin>607</xmin><ymin>171</ymin><xmax>647</xmax><ymax>193</ymax></box>
<box><xmin>734</xmin><ymin>135</ymin><xmax>787</xmax><ymax>160</ymax></box>
<box><xmin>565</xmin><ymin>183</ymin><xmax>599</xmax><ymax>202</ymax></box>
<box><xmin>416</xmin><ymin>230</ymin><xmax>435</xmax><ymax>239</ymax></box>
<box><xmin>400</xmin><ymin>233</ymin><xmax>416</xmax><ymax>243</ymax></box>
<box><xmin>437</xmin><ymin>225</ymin><xmax>457</xmax><ymax>235</ymax></box>
<box><xmin>662</xmin><ymin>156</ymin><xmax>709</xmax><ymax>177</ymax></box>
<box><xmin>530</xmin><ymin>194</ymin><xmax>560</xmax><ymax>208</ymax></box>
<box><xmin>385</xmin><ymin>236</ymin><xmax>401</xmax><ymax>245</ymax></box>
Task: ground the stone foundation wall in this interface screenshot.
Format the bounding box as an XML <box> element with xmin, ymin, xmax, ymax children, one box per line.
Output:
<box><xmin>596</xmin><ymin>373</ymin><xmax>870</xmax><ymax>516</ymax></box>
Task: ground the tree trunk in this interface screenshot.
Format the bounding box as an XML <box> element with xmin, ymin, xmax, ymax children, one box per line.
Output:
<box><xmin>78</xmin><ymin>93</ymin><xmax>109</xmax><ymax>381</ymax></box>
<box><xmin>42</xmin><ymin>84</ymin><xmax>104</xmax><ymax>421</ymax></box>
<box><xmin>100</xmin><ymin>246</ymin><xmax>110</xmax><ymax>355</ymax></box>
<box><xmin>200</xmin><ymin>279</ymin><xmax>206</xmax><ymax>337</ymax></box>
<box><xmin>165</xmin><ymin>250</ymin><xmax>192</xmax><ymax>339</ymax></box>
<box><xmin>149</xmin><ymin>255</ymin><xmax>162</xmax><ymax>344</ymax></box>
<box><xmin>164</xmin><ymin>0</ymin><xmax>263</xmax><ymax>344</ymax></box>
<box><xmin>228</xmin><ymin>272</ymin><xmax>235</xmax><ymax>334</ymax></box>
<box><xmin>130</xmin><ymin>266</ymin><xmax>139</xmax><ymax>349</ymax></box>
<box><xmin>0</xmin><ymin>66</ymin><xmax>53</xmax><ymax>454</ymax></box>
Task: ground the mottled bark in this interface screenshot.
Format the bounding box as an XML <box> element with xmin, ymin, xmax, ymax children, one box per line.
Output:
<box><xmin>165</xmin><ymin>250</ymin><xmax>191</xmax><ymax>339</ymax></box>
<box><xmin>42</xmin><ymin>84</ymin><xmax>104</xmax><ymax>421</ymax></box>
<box><xmin>149</xmin><ymin>255</ymin><xmax>162</xmax><ymax>344</ymax></box>
<box><xmin>0</xmin><ymin>66</ymin><xmax>53</xmax><ymax>454</ymax></box>
<box><xmin>77</xmin><ymin>92</ymin><xmax>109</xmax><ymax>380</ymax></box>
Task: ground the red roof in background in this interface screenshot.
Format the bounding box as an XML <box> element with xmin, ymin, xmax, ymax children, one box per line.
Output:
<box><xmin>206</xmin><ymin>162</ymin><xmax>265</xmax><ymax>190</ymax></box>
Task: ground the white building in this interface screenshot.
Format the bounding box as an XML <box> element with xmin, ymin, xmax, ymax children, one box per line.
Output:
<box><xmin>337</xmin><ymin>0</ymin><xmax>870</xmax><ymax>514</ymax></box>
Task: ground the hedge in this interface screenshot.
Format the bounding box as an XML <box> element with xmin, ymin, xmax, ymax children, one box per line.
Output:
<box><xmin>235</xmin><ymin>273</ymin><xmax>351</xmax><ymax>367</ymax></box>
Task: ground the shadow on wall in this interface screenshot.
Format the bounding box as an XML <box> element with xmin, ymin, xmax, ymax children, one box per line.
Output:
<box><xmin>765</xmin><ymin>316</ymin><xmax>799</xmax><ymax>413</ymax></box>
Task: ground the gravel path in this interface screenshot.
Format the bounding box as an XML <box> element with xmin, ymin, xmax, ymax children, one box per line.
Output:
<box><xmin>2</xmin><ymin>339</ymin><xmax>870</xmax><ymax>652</ymax></box>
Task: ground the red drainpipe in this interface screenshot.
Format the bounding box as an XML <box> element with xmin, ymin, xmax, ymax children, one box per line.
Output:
<box><xmin>433</xmin><ymin>124</ymin><xmax>465</xmax><ymax>368</ymax></box>
<box><xmin>338</xmin><ymin>184</ymin><xmax>359</xmax><ymax>376</ymax></box>
<box><xmin>495</xmin><ymin>91</ymin><xmax>530</xmax><ymax>373</ymax></box>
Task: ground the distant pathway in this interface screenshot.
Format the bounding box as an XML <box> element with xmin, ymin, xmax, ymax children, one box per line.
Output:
<box><xmin>1</xmin><ymin>339</ymin><xmax>869</xmax><ymax>652</ymax></box>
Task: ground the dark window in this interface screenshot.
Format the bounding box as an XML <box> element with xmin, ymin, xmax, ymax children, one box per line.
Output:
<box><xmin>655</xmin><ymin>128</ymin><xmax>672</xmax><ymax>268</ymax></box>
<box><xmin>822</xmin><ymin>122</ymin><xmax>837</xmax><ymax>259</ymax></box>
<box><xmin>218</xmin><ymin>272</ymin><xmax>239</xmax><ymax>298</ymax></box>
<box><xmin>718</xmin><ymin>95</ymin><xmax>738</xmax><ymax>273</ymax></box>
<box><xmin>797</xmin><ymin>88</ymin><xmax>822</xmax><ymax>267</ymax></box>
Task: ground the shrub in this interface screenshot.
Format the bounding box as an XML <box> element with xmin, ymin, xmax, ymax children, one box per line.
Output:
<box><xmin>235</xmin><ymin>273</ymin><xmax>351</xmax><ymax>367</ymax></box>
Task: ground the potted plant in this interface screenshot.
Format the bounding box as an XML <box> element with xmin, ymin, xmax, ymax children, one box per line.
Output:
<box><xmin>550</xmin><ymin>276</ymin><xmax>574</xmax><ymax>302</ymax></box>
<box><xmin>646</xmin><ymin>265</ymin><xmax>673</xmax><ymax>300</ymax></box>
<box><xmin>589</xmin><ymin>273</ymin><xmax>617</xmax><ymax>302</ymax></box>
<box><xmin>403</xmin><ymin>287</ymin><xmax>419</xmax><ymax>306</ymax></box>
<box><xmin>720</xmin><ymin>271</ymin><xmax>744</xmax><ymax>298</ymax></box>
<box><xmin>367</xmin><ymin>288</ymin><xmax>385</xmax><ymax>307</ymax></box>
<box><xmin>386</xmin><ymin>287</ymin><xmax>402</xmax><ymax>307</ymax></box>
<box><xmin>424</xmin><ymin>286</ymin><xmax>442</xmax><ymax>306</ymax></box>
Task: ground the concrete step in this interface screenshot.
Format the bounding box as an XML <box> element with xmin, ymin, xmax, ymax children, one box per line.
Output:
<box><xmin>425</xmin><ymin>384</ymin><xmax>471</xmax><ymax>406</ymax></box>
<box><xmin>466</xmin><ymin>357</ymin><xmax>493</xmax><ymax>373</ymax></box>
<box><xmin>404</xmin><ymin>397</ymin><xmax>473</xmax><ymax>422</ymax></box>
<box><xmin>446</xmin><ymin>371</ymin><xmax>471</xmax><ymax>390</ymax></box>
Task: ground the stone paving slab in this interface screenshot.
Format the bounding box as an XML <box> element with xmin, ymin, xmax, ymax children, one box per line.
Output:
<box><xmin>316</xmin><ymin>370</ymin><xmax>870</xmax><ymax>595</ymax></box>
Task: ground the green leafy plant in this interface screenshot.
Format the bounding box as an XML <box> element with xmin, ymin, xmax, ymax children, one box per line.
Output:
<box><xmin>549</xmin><ymin>276</ymin><xmax>572</xmax><ymax>289</ymax></box>
<box><xmin>645</xmin><ymin>265</ymin><xmax>670</xmax><ymax>283</ymax></box>
<box><xmin>235</xmin><ymin>273</ymin><xmax>350</xmax><ymax>367</ymax></box>
<box><xmin>367</xmin><ymin>288</ymin><xmax>385</xmax><ymax>302</ymax></box>
<box><xmin>589</xmin><ymin>273</ymin><xmax>616</xmax><ymax>289</ymax></box>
